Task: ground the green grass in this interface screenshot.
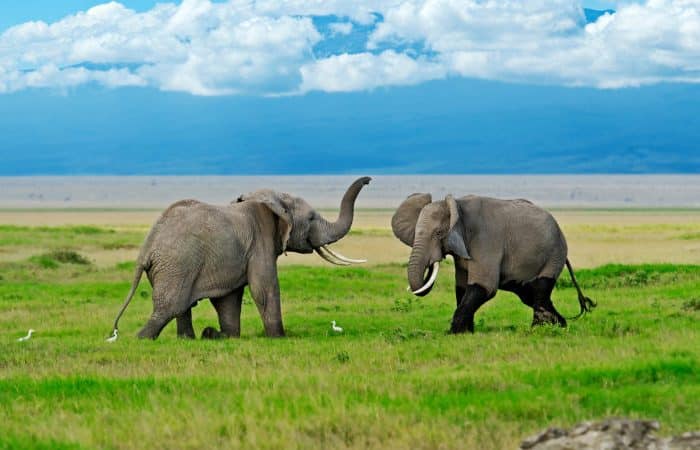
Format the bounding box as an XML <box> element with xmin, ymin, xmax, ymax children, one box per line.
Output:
<box><xmin>0</xmin><ymin>252</ymin><xmax>698</xmax><ymax>448</ymax></box>
<box><xmin>556</xmin><ymin>263</ymin><xmax>700</xmax><ymax>288</ymax></box>
<box><xmin>0</xmin><ymin>225</ymin><xmax>144</xmax><ymax>251</ymax></box>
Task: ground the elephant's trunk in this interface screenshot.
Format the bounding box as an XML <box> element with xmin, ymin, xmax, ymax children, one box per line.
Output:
<box><xmin>311</xmin><ymin>176</ymin><xmax>371</xmax><ymax>246</ymax></box>
<box><xmin>408</xmin><ymin>233</ymin><xmax>436</xmax><ymax>297</ymax></box>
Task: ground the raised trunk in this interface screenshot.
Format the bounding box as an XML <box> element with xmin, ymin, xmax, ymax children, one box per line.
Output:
<box><xmin>311</xmin><ymin>176</ymin><xmax>371</xmax><ymax>246</ymax></box>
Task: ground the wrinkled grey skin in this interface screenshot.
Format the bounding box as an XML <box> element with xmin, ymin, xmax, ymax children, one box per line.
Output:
<box><xmin>392</xmin><ymin>193</ymin><xmax>594</xmax><ymax>333</ymax></box>
<box><xmin>112</xmin><ymin>177</ymin><xmax>371</xmax><ymax>339</ymax></box>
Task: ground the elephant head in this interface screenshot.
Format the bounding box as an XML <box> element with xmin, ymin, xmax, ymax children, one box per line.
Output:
<box><xmin>238</xmin><ymin>176</ymin><xmax>371</xmax><ymax>264</ymax></box>
<box><xmin>391</xmin><ymin>193</ymin><xmax>470</xmax><ymax>296</ymax></box>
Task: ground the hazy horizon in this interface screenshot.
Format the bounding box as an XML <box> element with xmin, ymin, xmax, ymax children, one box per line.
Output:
<box><xmin>2</xmin><ymin>175</ymin><xmax>699</xmax><ymax>209</ymax></box>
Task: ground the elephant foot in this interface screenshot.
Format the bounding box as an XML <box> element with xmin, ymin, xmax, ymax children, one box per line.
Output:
<box><xmin>449</xmin><ymin>328</ymin><xmax>471</xmax><ymax>335</ymax></box>
<box><xmin>201</xmin><ymin>326</ymin><xmax>224</xmax><ymax>340</ymax></box>
<box><xmin>449</xmin><ymin>325</ymin><xmax>474</xmax><ymax>334</ymax></box>
<box><xmin>263</xmin><ymin>321</ymin><xmax>285</xmax><ymax>338</ymax></box>
<box><xmin>177</xmin><ymin>330</ymin><xmax>195</xmax><ymax>339</ymax></box>
<box><xmin>264</xmin><ymin>331</ymin><xmax>286</xmax><ymax>338</ymax></box>
<box><xmin>449</xmin><ymin>316</ymin><xmax>475</xmax><ymax>334</ymax></box>
<box><xmin>532</xmin><ymin>308</ymin><xmax>567</xmax><ymax>328</ymax></box>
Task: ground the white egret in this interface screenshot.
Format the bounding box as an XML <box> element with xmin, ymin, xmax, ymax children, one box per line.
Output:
<box><xmin>17</xmin><ymin>329</ymin><xmax>35</xmax><ymax>342</ymax></box>
<box><xmin>106</xmin><ymin>329</ymin><xmax>118</xmax><ymax>343</ymax></box>
<box><xmin>331</xmin><ymin>321</ymin><xmax>343</xmax><ymax>333</ymax></box>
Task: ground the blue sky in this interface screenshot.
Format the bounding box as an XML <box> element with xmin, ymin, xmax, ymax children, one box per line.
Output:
<box><xmin>0</xmin><ymin>1</ymin><xmax>698</xmax><ymax>174</ymax></box>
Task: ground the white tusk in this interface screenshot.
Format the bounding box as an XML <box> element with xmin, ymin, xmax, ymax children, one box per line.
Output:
<box><xmin>412</xmin><ymin>262</ymin><xmax>440</xmax><ymax>295</ymax></box>
<box><xmin>315</xmin><ymin>248</ymin><xmax>350</xmax><ymax>266</ymax></box>
<box><xmin>321</xmin><ymin>245</ymin><xmax>367</xmax><ymax>264</ymax></box>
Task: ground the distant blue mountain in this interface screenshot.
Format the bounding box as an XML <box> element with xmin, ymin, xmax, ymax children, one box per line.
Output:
<box><xmin>1</xmin><ymin>77</ymin><xmax>698</xmax><ymax>175</ymax></box>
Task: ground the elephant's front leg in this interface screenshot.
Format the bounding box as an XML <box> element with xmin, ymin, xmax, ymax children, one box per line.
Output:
<box><xmin>451</xmin><ymin>284</ymin><xmax>491</xmax><ymax>333</ymax></box>
<box><xmin>454</xmin><ymin>264</ymin><xmax>468</xmax><ymax>308</ymax></box>
<box><xmin>176</xmin><ymin>308</ymin><xmax>195</xmax><ymax>339</ymax></box>
<box><xmin>248</xmin><ymin>258</ymin><xmax>285</xmax><ymax>337</ymax></box>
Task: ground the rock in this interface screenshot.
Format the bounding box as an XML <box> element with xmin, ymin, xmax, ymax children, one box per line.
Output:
<box><xmin>520</xmin><ymin>418</ymin><xmax>700</xmax><ymax>450</ymax></box>
<box><xmin>667</xmin><ymin>432</ymin><xmax>700</xmax><ymax>450</ymax></box>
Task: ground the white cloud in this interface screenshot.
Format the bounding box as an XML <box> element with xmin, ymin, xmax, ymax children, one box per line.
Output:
<box><xmin>300</xmin><ymin>51</ymin><xmax>446</xmax><ymax>92</ymax></box>
<box><xmin>368</xmin><ymin>0</ymin><xmax>700</xmax><ymax>88</ymax></box>
<box><xmin>0</xmin><ymin>0</ymin><xmax>699</xmax><ymax>95</ymax></box>
<box><xmin>0</xmin><ymin>0</ymin><xmax>321</xmax><ymax>95</ymax></box>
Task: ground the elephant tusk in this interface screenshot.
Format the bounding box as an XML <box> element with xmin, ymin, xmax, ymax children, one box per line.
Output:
<box><xmin>321</xmin><ymin>245</ymin><xmax>367</xmax><ymax>264</ymax></box>
<box><xmin>412</xmin><ymin>262</ymin><xmax>439</xmax><ymax>295</ymax></box>
<box><xmin>315</xmin><ymin>248</ymin><xmax>350</xmax><ymax>266</ymax></box>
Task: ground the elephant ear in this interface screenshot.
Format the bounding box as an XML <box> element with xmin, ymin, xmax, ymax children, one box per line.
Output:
<box><xmin>391</xmin><ymin>193</ymin><xmax>432</xmax><ymax>246</ymax></box>
<box><xmin>444</xmin><ymin>195</ymin><xmax>471</xmax><ymax>260</ymax></box>
<box><xmin>238</xmin><ymin>190</ymin><xmax>293</xmax><ymax>253</ymax></box>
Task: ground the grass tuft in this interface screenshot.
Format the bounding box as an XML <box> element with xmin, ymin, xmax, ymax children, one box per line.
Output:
<box><xmin>29</xmin><ymin>249</ymin><xmax>91</xmax><ymax>268</ymax></box>
<box><xmin>682</xmin><ymin>298</ymin><xmax>700</xmax><ymax>311</ymax></box>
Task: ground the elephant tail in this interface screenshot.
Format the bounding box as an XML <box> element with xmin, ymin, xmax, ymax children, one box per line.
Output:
<box><xmin>565</xmin><ymin>259</ymin><xmax>596</xmax><ymax>320</ymax></box>
<box><xmin>110</xmin><ymin>263</ymin><xmax>146</xmax><ymax>334</ymax></box>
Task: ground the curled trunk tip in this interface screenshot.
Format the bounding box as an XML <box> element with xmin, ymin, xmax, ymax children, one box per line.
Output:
<box><xmin>312</xmin><ymin>176</ymin><xmax>371</xmax><ymax>246</ymax></box>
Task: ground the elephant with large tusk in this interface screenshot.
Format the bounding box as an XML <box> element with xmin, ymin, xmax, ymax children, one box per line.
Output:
<box><xmin>110</xmin><ymin>176</ymin><xmax>371</xmax><ymax>339</ymax></box>
<box><xmin>392</xmin><ymin>193</ymin><xmax>595</xmax><ymax>334</ymax></box>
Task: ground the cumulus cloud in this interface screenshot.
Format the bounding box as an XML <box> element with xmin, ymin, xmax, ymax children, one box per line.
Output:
<box><xmin>0</xmin><ymin>0</ymin><xmax>322</xmax><ymax>95</ymax></box>
<box><xmin>367</xmin><ymin>0</ymin><xmax>700</xmax><ymax>87</ymax></box>
<box><xmin>0</xmin><ymin>0</ymin><xmax>699</xmax><ymax>95</ymax></box>
<box><xmin>300</xmin><ymin>51</ymin><xmax>446</xmax><ymax>92</ymax></box>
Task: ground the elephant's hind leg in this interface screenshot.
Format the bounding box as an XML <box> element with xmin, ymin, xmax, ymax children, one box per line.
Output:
<box><xmin>530</xmin><ymin>277</ymin><xmax>567</xmax><ymax>327</ymax></box>
<box><xmin>138</xmin><ymin>311</ymin><xmax>172</xmax><ymax>339</ymax></box>
<box><xmin>138</xmin><ymin>282</ymin><xmax>194</xmax><ymax>340</ymax></box>
<box><xmin>205</xmin><ymin>288</ymin><xmax>244</xmax><ymax>338</ymax></box>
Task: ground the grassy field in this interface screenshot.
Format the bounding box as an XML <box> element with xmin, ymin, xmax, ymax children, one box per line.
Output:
<box><xmin>0</xmin><ymin>210</ymin><xmax>699</xmax><ymax>449</ymax></box>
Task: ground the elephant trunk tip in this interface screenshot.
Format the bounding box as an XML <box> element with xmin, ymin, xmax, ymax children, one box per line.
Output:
<box><xmin>314</xmin><ymin>176</ymin><xmax>372</xmax><ymax>246</ymax></box>
<box><xmin>408</xmin><ymin>261</ymin><xmax>439</xmax><ymax>297</ymax></box>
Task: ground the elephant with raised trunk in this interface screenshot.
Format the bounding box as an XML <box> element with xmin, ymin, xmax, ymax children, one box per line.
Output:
<box><xmin>391</xmin><ymin>193</ymin><xmax>595</xmax><ymax>333</ymax></box>
<box><xmin>110</xmin><ymin>177</ymin><xmax>372</xmax><ymax>339</ymax></box>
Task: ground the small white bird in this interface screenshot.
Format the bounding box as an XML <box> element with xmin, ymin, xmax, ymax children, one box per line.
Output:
<box><xmin>17</xmin><ymin>329</ymin><xmax>35</xmax><ymax>342</ymax></box>
<box><xmin>106</xmin><ymin>329</ymin><xmax>118</xmax><ymax>343</ymax></box>
<box><xmin>331</xmin><ymin>321</ymin><xmax>343</xmax><ymax>333</ymax></box>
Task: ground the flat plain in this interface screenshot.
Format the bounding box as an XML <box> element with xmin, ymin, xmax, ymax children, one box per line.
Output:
<box><xmin>0</xmin><ymin>209</ymin><xmax>699</xmax><ymax>449</ymax></box>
